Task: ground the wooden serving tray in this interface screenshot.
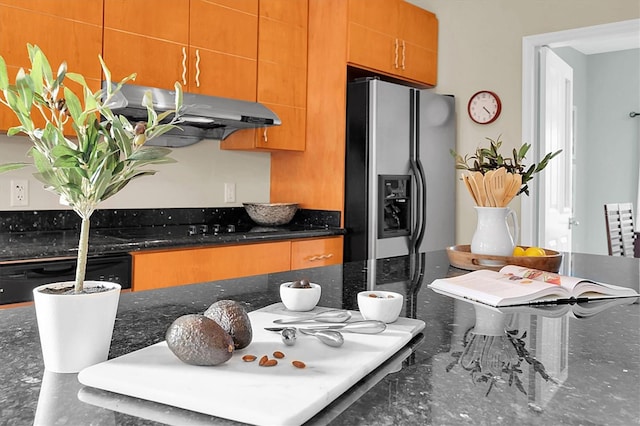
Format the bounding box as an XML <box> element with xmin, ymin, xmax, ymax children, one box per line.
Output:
<box><xmin>446</xmin><ymin>244</ymin><xmax>563</xmax><ymax>273</ymax></box>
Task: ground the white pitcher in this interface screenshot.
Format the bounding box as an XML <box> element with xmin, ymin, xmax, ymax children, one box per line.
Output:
<box><xmin>471</xmin><ymin>207</ymin><xmax>519</xmax><ymax>257</ymax></box>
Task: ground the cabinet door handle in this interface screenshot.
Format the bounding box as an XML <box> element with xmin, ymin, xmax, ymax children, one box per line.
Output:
<box><xmin>263</xmin><ymin>128</ymin><xmax>268</xmax><ymax>143</ymax></box>
<box><xmin>181</xmin><ymin>47</ymin><xmax>187</xmax><ymax>86</ymax></box>
<box><xmin>195</xmin><ymin>49</ymin><xmax>201</xmax><ymax>88</ymax></box>
<box><xmin>401</xmin><ymin>40</ymin><xmax>406</xmax><ymax>70</ymax></box>
<box><xmin>308</xmin><ymin>253</ymin><xmax>333</xmax><ymax>262</ymax></box>
<box><xmin>394</xmin><ymin>38</ymin><xmax>399</xmax><ymax>69</ymax></box>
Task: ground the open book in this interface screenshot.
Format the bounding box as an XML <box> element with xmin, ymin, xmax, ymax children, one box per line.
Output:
<box><xmin>428</xmin><ymin>265</ymin><xmax>639</xmax><ymax>307</ymax></box>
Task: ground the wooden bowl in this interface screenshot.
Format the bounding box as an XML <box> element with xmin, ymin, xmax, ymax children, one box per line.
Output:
<box><xmin>446</xmin><ymin>244</ymin><xmax>563</xmax><ymax>273</ymax></box>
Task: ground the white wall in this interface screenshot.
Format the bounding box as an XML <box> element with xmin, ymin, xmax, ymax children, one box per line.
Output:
<box><xmin>0</xmin><ymin>134</ymin><xmax>271</xmax><ymax>210</ymax></box>
<box><xmin>586</xmin><ymin>49</ymin><xmax>640</xmax><ymax>253</ymax></box>
<box><xmin>409</xmin><ymin>0</ymin><xmax>640</xmax><ymax>244</ymax></box>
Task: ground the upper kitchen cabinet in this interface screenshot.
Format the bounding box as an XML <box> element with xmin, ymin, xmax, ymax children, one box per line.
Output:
<box><xmin>103</xmin><ymin>0</ymin><xmax>258</xmax><ymax>101</ymax></box>
<box><xmin>0</xmin><ymin>0</ymin><xmax>103</xmax><ymax>132</ymax></box>
<box><xmin>347</xmin><ymin>0</ymin><xmax>438</xmax><ymax>86</ymax></box>
<box><xmin>220</xmin><ymin>0</ymin><xmax>308</xmax><ymax>151</ymax></box>
<box><xmin>189</xmin><ymin>0</ymin><xmax>258</xmax><ymax>100</ymax></box>
<box><xmin>103</xmin><ymin>0</ymin><xmax>189</xmax><ymax>91</ymax></box>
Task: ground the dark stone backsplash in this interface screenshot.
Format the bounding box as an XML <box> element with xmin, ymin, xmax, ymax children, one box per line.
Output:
<box><xmin>0</xmin><ymin>207</ymin><xmax>341</xmax><ymax>233</ymax></box>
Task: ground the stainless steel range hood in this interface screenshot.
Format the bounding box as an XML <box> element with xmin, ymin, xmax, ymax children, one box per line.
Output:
<box><xmin>103</xmin><ymin>82</ymin><xmax>281</xmax><ymax>147</ymax></box>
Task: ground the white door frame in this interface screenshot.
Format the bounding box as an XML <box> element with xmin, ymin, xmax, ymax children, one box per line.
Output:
<box><xmin>521</xmin><ymin>19</ymin><xmax>640</xmax><ymax>246</ymax></box>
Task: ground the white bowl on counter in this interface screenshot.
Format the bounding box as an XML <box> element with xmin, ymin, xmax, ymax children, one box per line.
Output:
<box><xmin>280</xmin><ymin>282</ymin><xmax>321</xmax><ymax>311</ymax></box>
<box><xmin>357</xmin><ymin>291</ymin><xmax>403</xmax><ymax>323</ymax></box>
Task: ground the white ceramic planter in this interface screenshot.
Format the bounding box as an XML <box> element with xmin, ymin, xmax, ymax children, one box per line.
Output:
<box><xmin>33</xmin><ymin>281</ymin><xmax>121</xmax><ymax>373</ymax></box>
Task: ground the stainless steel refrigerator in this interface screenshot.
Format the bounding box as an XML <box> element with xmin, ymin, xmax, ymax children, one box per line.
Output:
<box><xmin>344</xmin><ymin>78</ymin><xmax>456</xmax><ymax>262</ymax></box>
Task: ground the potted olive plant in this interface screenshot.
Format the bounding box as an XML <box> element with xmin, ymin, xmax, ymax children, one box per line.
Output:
<box><xmin>0</xmin><ymin>44</ymin><xmax>183</xmax><ymax>372</ymax></box>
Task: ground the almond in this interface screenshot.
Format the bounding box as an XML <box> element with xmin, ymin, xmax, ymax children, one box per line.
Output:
<box><xmin>259</xmin><ymin>355</ymin><xmax>268</xmax><ymax>366</ymax></box>
<box><xmin>292</xmin><ymin>360</ymin><xmax>306</xmax><ymax>369</ymax></box>
<box><xmin>262</xmin><ymin>359</ymin><xmax>278</xmax><ymax>367</ymax></box>
<box><xmin>242</xmin><ymin>354</ymin><xmax>257</xmax><ymax>362</ymax></box>
<box><xmin>273</xmin><ymin>351</ymin><xmax>285</xmax><ymax>359</ymax></box>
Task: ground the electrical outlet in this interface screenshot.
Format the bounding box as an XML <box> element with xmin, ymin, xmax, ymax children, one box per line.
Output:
<box><xmin>10</xmin><ymin>179</ymin><xmax>28</xmax><ymax>206</ymax></box>
<box><xmin>224</xmin><ymin>183</ymin><xmax>236</xmax><ymax>203</ymax></box>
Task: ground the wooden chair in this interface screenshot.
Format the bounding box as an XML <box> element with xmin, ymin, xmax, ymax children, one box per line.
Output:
<box><xmin>604</xmin><ymin>203</ymin><xmax>636</xmax><ymax>256</ymax></box>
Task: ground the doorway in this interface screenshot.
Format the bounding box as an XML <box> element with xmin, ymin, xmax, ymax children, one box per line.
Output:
<box><xmin>521</xmin><ymin>19</ymin><xmax>640</xmax><ymax>254</ymax></box>
<box><xmin>539</xmin><ymin>46</ymin><xmax>574</xmax><ymax>253</ymax></box>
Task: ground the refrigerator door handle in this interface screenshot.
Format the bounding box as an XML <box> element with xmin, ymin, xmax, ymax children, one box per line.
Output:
<box><xmin>410</xmin><ymin>157</ymin><xmax>427</xmax><ymax>253</ymax></box>
<box><xmin>410</xmin><ymin>89</ymin><xmax>427</xmax><ymax>254</ymax></box>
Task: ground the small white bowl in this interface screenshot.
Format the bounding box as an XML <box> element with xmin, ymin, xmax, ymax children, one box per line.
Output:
<box><xmin>357</xmin><ymin>291</ymin><xmax>403</xmax><ymax>323</ymax></box>
<box><xmin>280</xmin><ymin>282</ymin><xmax>321</xmax><ymax>311</ymax></box>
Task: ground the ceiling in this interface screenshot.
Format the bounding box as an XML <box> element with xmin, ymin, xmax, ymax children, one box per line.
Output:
<box><xmin>568</xmin><ymin>29</ymin><xmax>640</xmax><ymax>54</ymax></box>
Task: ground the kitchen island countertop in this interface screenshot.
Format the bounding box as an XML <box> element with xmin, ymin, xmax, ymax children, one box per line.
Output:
<box><xmin>1</xmin><ymin>250</ymin><xmax>638</xmax><ymax>425</ymax></box>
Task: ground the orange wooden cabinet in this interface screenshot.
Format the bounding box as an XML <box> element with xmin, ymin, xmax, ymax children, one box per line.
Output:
<box><xmin>347</xmin><ymin>0</ymin><xmax>438</xmax><ymax>86</ymax></box>
<box><xmin>270</xmin><ymin>0</ymin><xmax>438</xmax><ymax>214</ymax></box>
<box><xmin>0</xmin><ymin>0</ymin><xmax>103</xmax><ymax>132</ymax></box>
<box><xmin>291</xmin><ymin>236</ymin><xmax>344</xmax><ymax>270</ymax></box>
<box><xmin>102</xmin><ymin>0</ymin><xmax>258</xmax><ymax>100</ymax></box>
<box><xmin>188</xmin><ymin>0</ymin><xmax>258</xmax><ymax>100</ymax></box>
<box><xmin>130</xmin><ymin>236</ymin><xmax>343</xmax><ymax>291</ymax></box>
<box><xmin>102</xmin><ymin>0</ymin><xmax>189</xmax><ymax>91</ymax></box>
<box><xmin>130</xmin><ymin>241</ymin><xmax>291</xmax><ymax>291</ymax></box>
<box><xmin>220</xmin><ymin>0</ymin><xmax>307</xmax><ymax>151</ymax></box>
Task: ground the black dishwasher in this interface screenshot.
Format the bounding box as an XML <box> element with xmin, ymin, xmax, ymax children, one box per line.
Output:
<box><xmin>0</xmin><ymin>253</ymin><xmax>132</xmax><ymax>305</ymax></box>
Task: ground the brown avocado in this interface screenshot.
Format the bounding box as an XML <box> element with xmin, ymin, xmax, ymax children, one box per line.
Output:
<box><xmin>165</xmin><ymin>314</ymin><xmax>234</xmax><ymax>366</ymax></box>
<box><xmin>204</xmin><ymin>300</ymin><xmax>253</xmax><ymax>349</ymax></box>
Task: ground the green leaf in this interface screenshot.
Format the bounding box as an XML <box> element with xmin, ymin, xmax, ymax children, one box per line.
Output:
<box><xmin>31</xmin><ymin>149</ymin><xmax>53</xmax><ymax>174</ymax></box>
<box><xmin>15</xmin><ymin>68</ymin><xmax>34</xmax><ymax>112</ymax></box>
<box><xmin>0</xmin><ymin>163</ymin><xmax>28</xmax><ymax>173</ymax></box>
<box><xmin>30</xmin><ymin>49</ymin><xmax>45</xmax><ymax>95</ymax></box>
<box><xmin>99</xmin><ymin>55</ymin><xmax>112</xmax><ymax>96</ymax></box>
<box><xmin>35</xmin><ymin>45</ymin><xmax>53</xmax><ymax>83</ymax></box>
<box><xmin>82</xmin><ymin>86</ymin><xmax>98</xmax><ymax>113</ymax></box>
<box><xmin>146</xmin><ymin>124</ymin><xmax>181</xmax><ymax>140</ymax></box>
<box><xmin>156</xmin><ymin>110</ymin><xmax>176</xmax><ymax>123</ymax></box>
<box><xmin>53</xmin><ymin>155</ymin><xmax>80</xmax><ymax>168</ymax></box>
<box><xmin>518</xmin><ymin>143</ymin><xmax>530</xmax><ymax>160</ymax></box>
<box><xmin>65</xmin><ymin>72</ymin><xmax>88</xmax><ymax>89</ymax></box>
<box><xmin>63</xmin><ymin>86</ymin><xmax>83</xmax><ymax>124</ymax></box>
<box><xmin>174</xmin><ymin>82</ymin><xmax>183</xmax><ymax>113</ymax></box>
<box><xmin>128</xmin><ymin>146</ymin><xmax>173</xmax><ymax>162</ymax></box>
<box><xmin>53</xmin><ymin>61</ymin><xmax>67</xmax><ymax>92</ymax></box>
<box><xmin>0</xmin><ymin>56</ymin><xmax>8</xmax><ymax>91</ymax></box>
<box><xmin>6</xmin><ymin>126</ymin><xmax>25</xmax><ymax>136</ymax></box>
<box><xmin>51</xmin><ymin>143</ymin><xmax>79</xmax><ymax>158</ymax></box>
<box><xmin>6</xmin><ymin>88</ymin><xmax>33</xmax><ymax>131</ymax></box>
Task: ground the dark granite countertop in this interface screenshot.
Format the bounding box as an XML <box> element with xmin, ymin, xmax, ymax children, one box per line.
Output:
<box><xmin>0</xmin><ymin>223</ymin><xmax>345</xmax><ymax>262</ymax></box>
<box><xmin>1</xmin><ymin>251</ymin><xmax>639</xmax><ymax>425</ymax></box>
<box><xmin>0</xmin><ymin>208</ymin><xmax>345</xmax><ymax>262</ymax></box>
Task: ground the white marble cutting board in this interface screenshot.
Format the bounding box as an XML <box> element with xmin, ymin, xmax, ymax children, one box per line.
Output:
<box><xmin>78</xmin><ymin>304</ymin><xmax>425</xmax><ymax>426</ymax></box>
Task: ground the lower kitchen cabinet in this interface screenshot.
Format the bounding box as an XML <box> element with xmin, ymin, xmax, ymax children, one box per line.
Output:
<box><xmin>131</xmin><ymin>241</ymin><xmax>291</xmax><ymax>291</ymax></box>
<box><xmin>130</xmin><ymin>236</ymin><xmax>343</xmax><ymax>291</ymax></box>
<box><xmin>291</xmin><ymin>236</ymin><xmax>343</xmax><ymax>270</ymax></box>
